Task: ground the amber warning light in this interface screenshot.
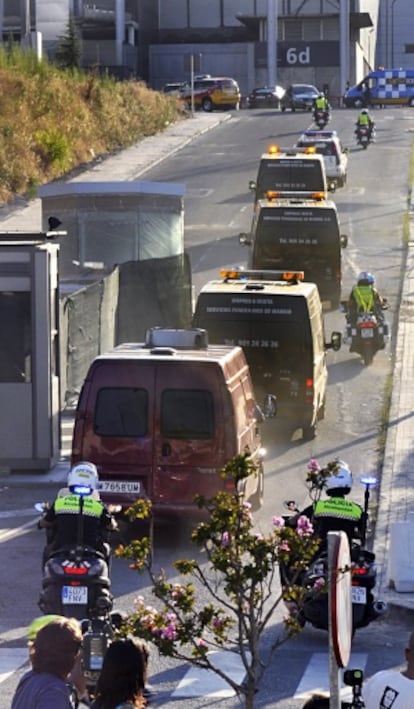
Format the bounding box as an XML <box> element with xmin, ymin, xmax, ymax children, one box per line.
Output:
<box><xmin>220</xmin><ymin>268</ymin><xmax>304</xmax><ymax>282</ymax></box>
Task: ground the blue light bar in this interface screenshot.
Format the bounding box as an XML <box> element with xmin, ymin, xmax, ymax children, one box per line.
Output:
<box><xmin>71</xmin><ymin>484</ymin><xmax>93</xmax><ymax>496</ymax></box>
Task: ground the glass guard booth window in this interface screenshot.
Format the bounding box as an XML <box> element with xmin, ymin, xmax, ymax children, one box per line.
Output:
<box><xmin>94</xmin><ymin>387</ymin><xmax>148</xmax><ymax>437</ymax></box>
<box><xmin>161</xmin><ymin>389</ymin><xmax>215</xmax><ymax>439</ymax></box>
<box><xmin>0</xmin><ymin>292</ymin><xmax>31</xmax><ymax>382</ymax></box>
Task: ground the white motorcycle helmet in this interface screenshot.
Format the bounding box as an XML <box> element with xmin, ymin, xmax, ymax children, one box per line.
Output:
<box><xmin>67</xmin><ymin>461</ymin><xmax>99</xmax><ymax>493</ymax></box>
<box><xmin>324</xmin><ymin>459</ymin><xmax>353</xmax><ymax>496</ymax></box>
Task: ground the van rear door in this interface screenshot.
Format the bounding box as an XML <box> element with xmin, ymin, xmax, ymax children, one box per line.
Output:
<box><xmin>153</xmin><ymin>361</ymin><xmax>229</xmax><ymax>511</ymax></box>
<box><xmin>72</xmin><ymin>361</ymin><xmax>156</xmax><ymax>505</ymax></box>
<box><xmin>252</xmin><ymin>205</ymin><xmax>341</xmax><ymax>305</ymax></box>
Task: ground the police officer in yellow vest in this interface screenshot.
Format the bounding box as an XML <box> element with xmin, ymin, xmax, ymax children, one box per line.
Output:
<box><xmin>347</xmin><ymin>271</ymin><xmax>385</xmax><ymax>331</ymax></box>
<box><xmin>314</xmin><ymin>92</ymin><xmax>330</xmax><ymax>111</ymax></box>
<box><xmin>355</xmin><ymin>108</ymin><xmax>375</xmax><ymax>139</ymax></box>
<box><xmin>312</xmin><ymin>460</ymin><xmax>364</xmax><ymax>550</ymax></box>
<box><xmin>40</xmin><ymin>462</ymin><xmax>116</xmax><ymax>564</ymax></box>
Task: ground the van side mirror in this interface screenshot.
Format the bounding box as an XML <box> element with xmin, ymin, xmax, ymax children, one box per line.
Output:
<box><xmin>248</xmin><ymin>179</ymin><xmax>256</xmax><ymax>191</ymax></box>
<box><xmin>263</xmin><ymin>394</ymin><xmax>277</xmax><ymax>419</ymax></box>
<box><xmin>340</xmin><ymin>234</ymin><xmax>348</xmax><ymax>248</ymax></box>
<box><xmin>327</xmin><ymin>331</ymin><xmax>342</xmax><ymax>351</ymax></box>
<box><xmin>239</xmin><ymin>232</ymin><xmax>252</xmax><ymax>246</ymax></box>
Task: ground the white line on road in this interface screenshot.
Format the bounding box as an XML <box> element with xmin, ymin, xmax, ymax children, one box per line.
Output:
<box><xmin>0</xmin><ymin>649</ymin><xmax>28</xmax><ymax>685</ymax></box>
<box><xmin>0</xmin><ymin>519</ymin><xmax>36</xmax><ymax>543</ymax></box>
<box><xmin>294</xmin><ymin>652</ymin><xmax>368</xmax><ymax>699</ymax></box>
<box><xmin>171</xmin><ymin>650</ymin><xmax>248</xmax><ymax>698</ymax></box>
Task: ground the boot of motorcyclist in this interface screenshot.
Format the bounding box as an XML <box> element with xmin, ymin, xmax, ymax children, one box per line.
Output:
<box><xmin>355</xmin><ymin>108</ymin><xmax>375</xmax><ymax>141</ymax></box>
<box><xmin>39</xmin><ymin>461</ymin><xmax>117</xmax><ymax>567</ymax></box>
<box><xmin>311</xmin><ymin>460</ymin><xmax>365</xmax><ymax>557</ymax></box>
<box><xmin>347</xmin><ymin>272</ymin><xmax>386</xmax><ymax>351</ymax></box>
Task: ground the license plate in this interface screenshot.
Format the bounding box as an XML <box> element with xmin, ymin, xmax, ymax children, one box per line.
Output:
<box><xmin>99</xmin><ymin>480</ymin><xmax>141</xmax><ymax>494</ymax></box>
<box><xmin>62</xmin><ymin>586</ymin><xmax>88</xmax><ymax>605</ymax></box>
<box><xmin>361</xmin><ymin>328</ymin><xmax>374</xmax><ymax>338</ymax></box>
<box><xmin>352</xmin><ymin>586</ymin><xmax>367</xmax><ymax>604</ymax></box>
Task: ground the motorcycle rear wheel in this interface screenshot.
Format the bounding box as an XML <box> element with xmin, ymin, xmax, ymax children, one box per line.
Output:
<box><xmin>362</xmin><ymin>349</ymin><xmax>374</xmax><ymax>366</ymax></box>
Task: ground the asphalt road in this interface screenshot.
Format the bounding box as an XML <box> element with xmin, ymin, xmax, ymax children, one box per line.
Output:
<box><xmin>0</xmin><ymin>105</ymin><xmax>412</xmax><ymax>707</ymax></box>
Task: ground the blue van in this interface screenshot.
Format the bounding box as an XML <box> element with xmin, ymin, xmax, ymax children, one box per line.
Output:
<box><xmin>344</xmin><ymin>68</ymin><xmax>414</xmax><ymax>108</ymax></box>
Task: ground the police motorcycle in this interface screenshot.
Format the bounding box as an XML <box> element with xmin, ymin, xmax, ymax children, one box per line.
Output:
<box><xmin>341</xmin><ymin>299</ymin><xmax>390</xmax><ymax>366</ymax></box>
<box><xmin>36</xmin><ymin>467</ymin><xmax>124</xmax><ymax>695</ymax></box>
<box><xmin>313</xmin><ymin>108</ymin><xmax>330</xmax><ymax>129</ymax></box>
<box><xmin>356</xmin><ymin>124</ymin><xmax>371</xmax><ymax>149</ymax></box>
<box><xmin>355</xmin><ymin>113</ymin><xmax>375</xmax><ymax>149</ymax></box>
<box><xmin>279</xmin><ymin>460</ymin><xmax>387</xmax><ymax>634</ymax></box>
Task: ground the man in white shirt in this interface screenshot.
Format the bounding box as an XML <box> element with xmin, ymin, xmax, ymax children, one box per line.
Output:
<box><xmin>363</xmin><ymin>631</ymin><xmax>414</xmax><ymax>708</ymax></box>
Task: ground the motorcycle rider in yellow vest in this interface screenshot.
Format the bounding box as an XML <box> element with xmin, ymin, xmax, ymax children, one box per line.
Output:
<box><xmin>347</xmin><ymin>271</ymin><xmax>385</xmax><ymax>328</ymax></box>
<box><xmin>39</xmin><ymin>461</ymin><xmax>116</xmax><ymax>565</ymax></box>
<box><xmin>313</xmin><ymin>92</ymin><xmax>330</xmax><ymax>119</ymax></box>
<box><xmin>355</xmin><ymin>108</ymin><xmax>375</xmax><ymax>140</ymax></box>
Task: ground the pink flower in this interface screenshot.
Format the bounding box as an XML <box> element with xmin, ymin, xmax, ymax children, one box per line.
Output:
<box><xmin>195</xmin><ymin>637</ymin><xmax>208</xmax><ymax>649</ymax></box>
<box><xmin>296</xmin><ymin>515</ymin><xmax>314</xmax><ymax>537</ymax></box>
<box><xmin>313</xmin><ymin>577</ymin><xmax>326</xmax><ymax>590</ymax></box>
<box><xmin>272</xmin><ymin>516</ymin><xmax>285</xmax><ymax>528</ymax></box>
<box><xmin>307</xmin><ymin>458</ymin><xmax>320</xmax><ymax>472</ymax></box>
<box><xmin>278</xmin><ymin>540</ymin><xmax>290</xmax><ymax>552</ymax></box>
<box><xmin>221</xmin><ymin>531</ymin><xmax>230</xmax><ymax>547</ymax></box>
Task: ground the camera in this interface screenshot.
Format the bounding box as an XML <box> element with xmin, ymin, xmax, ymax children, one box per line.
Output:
<box><xmin>344</xmin><ymin>669</ymin><xmax>364</xmax><ymax>687</ymax></box>
<box><xmin>343</xmin><ymin>669</ymin><xmax>365</xmax><ymax>709</ymax></box>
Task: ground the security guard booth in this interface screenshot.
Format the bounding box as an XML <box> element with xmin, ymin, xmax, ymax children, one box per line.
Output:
<box><xmin>0</xmin><ymin>237</ymin><xmax>60</xmax><ymax>472</ymax></box>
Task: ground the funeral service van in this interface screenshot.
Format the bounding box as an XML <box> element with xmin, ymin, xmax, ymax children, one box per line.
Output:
<box><xmin>71</xmin><ymin>328</ymin><xmax>272</xmax><ymax>517</ymax></box>
<box><xmin>239</xmin><ymin>194</ymin><xmax>348</xmax><ymax>309</ymax></box>
<box><xmin>249</xmin><ymin>144</ymin><xmax>328</xmax><ymax>204</ymax></box>
<box><xmin>193</xmin><ymin>270</ymin><xmax>341</xmax><ymax>441</ymax></box>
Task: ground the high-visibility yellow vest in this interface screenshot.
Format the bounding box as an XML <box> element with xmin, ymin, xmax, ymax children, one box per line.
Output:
<box><xmin>358</xmin><ymin>114</ymin><xmax>370</xmax><ymax>127</ymax></box>
<box><xmin>314</xmin><ymin>497</ymin><xmax>362</xmax><ymax>522</ymax></box>
<box><xmin>352</xmin><ymin>285</ymin><xmax>375</xmax><ymax>313</ymax></box>
<box><xmin>54</xmin><ymin>494</ymin><xmax>103</xmax><ymax>519</ymax></box>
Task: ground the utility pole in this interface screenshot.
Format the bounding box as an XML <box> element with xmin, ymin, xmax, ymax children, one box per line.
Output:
<box><xmin>339</xmin><ymin>0</ymin><xmax>350</xmax><ymax>99</ymax></box>
<box><xmin>267</xmin><ymin>0</ymin><xmax>278</xmax><ymax>88</ymax></box>
<box><xmin>20</xmin><ymin>0</ymin><xmax>31</xmax><ymax>48</ymax></box>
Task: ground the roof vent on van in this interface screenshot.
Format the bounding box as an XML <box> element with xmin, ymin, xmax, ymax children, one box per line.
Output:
<box><xmin>145</xmin><ymin>327</ymin><xmax>209</xmax><ymax>350</ymax></box>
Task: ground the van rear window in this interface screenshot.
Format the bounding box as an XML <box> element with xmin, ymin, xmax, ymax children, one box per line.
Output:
<box><xmin>161</xmin><ymin>389</ymin><xmax>214</xmax><ymax>439</ymax></box>
<box><xmin>254</xmin><ymin>207</ymin><xmax>339</xmax><ymax>269</ymax></box>
<box><xmin>94</xmin><ymin>387</ymin><xmax>148</xmax><ymax>437</ymax></box>
<box><xmin>193</xmin><ymin>293</ymin><xmax>310</xmax><ymax>351</ymax></box>
<box><xmin>257</xmin><ymin>159</ymin><xmax>324</xmax><ymax>193</ymax></box>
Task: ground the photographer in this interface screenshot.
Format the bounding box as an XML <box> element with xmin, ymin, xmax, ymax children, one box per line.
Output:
<box><xmin>362</xmin><ymin>631</ymin><xmax>414</xmax><ymax>708</ymax></box>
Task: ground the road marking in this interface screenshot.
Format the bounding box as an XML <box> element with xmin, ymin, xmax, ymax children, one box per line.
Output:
<box><xmin>0</xmin><ymin>509</ymin><xmax>36</xmax><ymax>519</ymax></box>
<box><xmin>0</xmin><ymin>649</ymin><xmax>28</xmax><ymax>684</ymax></box>
<box><xmin>294</xmin><ymin>652</ymin><xmax>368</xmax><ymax>699</ymax></box>
<box><xmin>0</xmin><ymin>519</ymin><xmax>36</xmax><ymax>542</ymax></box>
<box><xmin>171</xmin><ymin>650</ymin><xmax>248</xmax><ymax>698</ymax></box>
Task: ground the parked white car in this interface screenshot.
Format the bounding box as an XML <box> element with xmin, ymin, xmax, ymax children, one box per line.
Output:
<box><xmin>296</xmin><ymin>130</ymin><xmax>349</xmax><ymax>190</ymax></box>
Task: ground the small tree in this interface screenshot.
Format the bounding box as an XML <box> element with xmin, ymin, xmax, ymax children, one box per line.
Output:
<box><xmin>117</xmin><ymin>453</ymin><xmax>321</xmax><ymax>709</ymax></box>
<box><xmin>55</xmin><ymin>16</ymin><xmax>81</xmax><ymax>71</ymax></box>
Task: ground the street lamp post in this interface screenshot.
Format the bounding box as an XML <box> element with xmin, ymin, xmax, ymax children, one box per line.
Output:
<box><xmin>391</xmin><ymin>0</ymin><xmax>398</xmax><ymax>68</ymax></box>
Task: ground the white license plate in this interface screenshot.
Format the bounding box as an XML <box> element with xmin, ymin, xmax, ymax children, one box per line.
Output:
<box><xmin>62</xmin><ymin>586</ymin><xmax>88</xmax><ymax>605</ymax></box>
<box><xmin>361</xmin><ymin>328</ymin><xmax>374</xmax><ymax>338</ymax></box>
<box><xmin>352</xmin><ymin>586</ymin><xmax>367</xmax><ymax>604</ymax></box>
<box><xmin>99</xmin><ymin>480</ymin><xmax>141</xmax><ymax>494</ymax></box>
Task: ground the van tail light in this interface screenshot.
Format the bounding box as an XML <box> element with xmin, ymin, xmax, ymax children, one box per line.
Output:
<box><xmin>305</xmin><ymin>378</ymin><xmax>314</xmax><ymax>404</ymax></box>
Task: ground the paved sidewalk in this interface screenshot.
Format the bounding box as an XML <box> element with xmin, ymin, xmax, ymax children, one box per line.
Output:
<box><xmin>1</xmin><ymin>109</ymin><xmax>414</xmax><ymax>616</ymax></box>
<box><xmin>374</xmin><ymin>204</ymin><xmax>414</xmax><ymax>615</ymax></box>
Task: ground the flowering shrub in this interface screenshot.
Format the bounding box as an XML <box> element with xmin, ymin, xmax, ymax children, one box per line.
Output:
<box><xmin>305</xmin><ymin>457</ymin><xmax>341</xmax><ymax>499</ymax></box>
<box><xmin>116</xmin><ymin>453</ymin><xmax>321</xmax><ymax>708</ymax></box>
